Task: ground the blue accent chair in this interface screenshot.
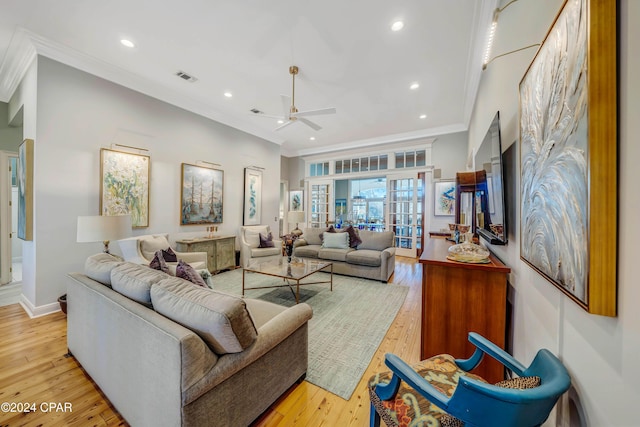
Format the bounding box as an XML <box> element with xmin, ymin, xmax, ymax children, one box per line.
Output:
<box><xmin>368</xmin><ymin>332</ymin><xmax>571</xmax><ymax>427</ymax></box>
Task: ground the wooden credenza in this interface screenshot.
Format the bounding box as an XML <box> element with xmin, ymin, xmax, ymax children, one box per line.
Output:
<box><xmin>419</xmin><ymin>238</ymin><xmax>510</xmax><ymax>383</ymax></box>
<box><xmin>175</xmin><ymin>236</ymin><xmax>236</xmax><ymax>273</ymax></box>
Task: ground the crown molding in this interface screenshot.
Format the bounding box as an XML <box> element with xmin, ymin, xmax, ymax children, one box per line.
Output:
<box><xmin>0</xmin><ymin>28</ymin><xmax>285</xmax><ymax>146</ymax></box>
<box><xmin>0</xmin><ymin>28</ymin><xmax>36</xmax><ymax>103</ymax></box>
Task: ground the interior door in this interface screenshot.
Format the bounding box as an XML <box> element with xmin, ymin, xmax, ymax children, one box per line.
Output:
<box><xmin>308</xmin><ymin>180</ymin><xmax>333</xmax><ymax>228</ymax></box>
<box><xmin>387</xmin><ymin>175</ymin><xmax>421</xmax><ymax>258</ymax></box>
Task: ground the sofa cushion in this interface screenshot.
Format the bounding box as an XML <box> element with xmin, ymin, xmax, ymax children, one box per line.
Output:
<box><xmin>250</xmin><ymin>246</ymin><xmax>281</xmax><ymax>258</ymax></box>
<box><xmin>358</xmin><ymin>230</ymin><xmax>394</xmax><ymax>251</ymax></box>
<box><xmin>84</xmin><ymin>253</ymin><xmax>124</xmax><ymax>286</ymax></box>
<box><xmin>111</xmin><ymin>262</ymin><xmax>169</xmax><ymax>306</ymax></box>
<box><xmin>346</xmin><ymin>249</ymin><xmax>383</xmax><ymax>267</ymax></box>
<box><xmin>322</xmin><ymin>231</ymin><xmax>349</xmax><ymax>249</ymax></box>
<box><xmin>294</xmin><ymin>244</ymin><xmax>321</xmax><ymax>259</ymax></box>
<box><xmin>301</xmin><ymin>227</ymin><xmax>324</xmax><ymax>246</ymax></box>
<box><xmin>318</xmin><ymin>247</ymin><xmax>354</xmax><ymax>262</ymax></box>
<box><xmin>151</xmin><ymin>277</ymin><xmax>258</xmax><ymax>354</ymax></box>
<box><xmin>244</xmin><ymin>226</ymin><xmax>269</xmax><ymax>248</ymax></box>
<box><xmin>139</xmin><ymin>235</ymin><xmax>172</xmax><ymax>261</ymax></box>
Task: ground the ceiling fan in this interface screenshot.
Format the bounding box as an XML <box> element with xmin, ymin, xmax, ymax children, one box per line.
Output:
<box><xmin>255</xmin><ymin>65</ymin><xmax>336</xmax><ymax>131</ymax></box>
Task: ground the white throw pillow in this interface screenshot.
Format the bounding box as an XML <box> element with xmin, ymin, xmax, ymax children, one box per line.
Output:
<box><xmin>244</xmin><ymin>227</ymin><xmax>268</xmax><ymax>248</ymax></box>
<box><xmin>322</xmin><ymin>231</ymin><xmax>349</xmax><ymax>249</ymax></box>
<box><xmin>139</xmin><ymin>235</ymin><xmax>171</xmax><ymax>261</ymax></box>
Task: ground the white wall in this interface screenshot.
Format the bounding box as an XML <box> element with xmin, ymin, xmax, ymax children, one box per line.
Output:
<box><xmin>21</xmin><ymin>56</ymin><xmax>281</xmax><ymax>309</ymax></box>
<box><xmin>469</xmin><ymin>1</ymin><xmax>639</xmax><ymax>425</ymax></box>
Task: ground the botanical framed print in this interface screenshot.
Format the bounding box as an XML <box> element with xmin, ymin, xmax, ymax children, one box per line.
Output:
<box><xmin>180</xmin><ymin>163</ymin><xmax>224</xmax><ymax>225</ymax></box>
<box><xmin>243</xmin><ymin>168</ymin><xmax>262</xmax><ymax>225</ymax></box>
<box><xmin>100</xmin><ymin>148</ymin><xmax>150</xmax><ymax>228</ymax></box>
<box><xmin>519</xmin><ymin>0</ymin><xmax>617</xmax><ymax>316</ymax></box>
<box><xmin>17</xmin><ymin>139</ymin><xmax>33</xmax><ymax>241</ymax></box>
<box><xmin>434</xmin><ymin>181</ymin><xmax>455</xmax><ymax>216</ymax></box>
<box><xmin>289</xmin><ymin>190</ymin><xmax>303</xmax><ymax>211</ymax></box>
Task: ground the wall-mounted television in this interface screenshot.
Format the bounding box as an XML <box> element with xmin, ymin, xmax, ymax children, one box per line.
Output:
<box><xmin>474</xmin><ymin>111</ymin><xmax>507</xmax><ymax>245</ymax></box>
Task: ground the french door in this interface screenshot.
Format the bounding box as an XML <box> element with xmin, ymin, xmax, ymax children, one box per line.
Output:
<box><xmin>387</xmin><ymin>174</ymin><xmax>423</xmax><ymax>258</ymax></box>
<box><xmin>308</xmin><ymin>180</ymin><xmax>332</xmax><ymax>228</ymax></box>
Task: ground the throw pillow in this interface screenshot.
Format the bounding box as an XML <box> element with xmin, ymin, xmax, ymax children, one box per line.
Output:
<box><xmin>344</xmin><ymin>225</ymin><xmax>363</xmax><ymax>248</ymax></box>
<box><xmin>162</xmin><ymin>247</ymin><xmax>178</xmax><ymax>262</ymax></box>
<box><xmin>322</xmin><ymin>231</ymin><xmax>350</xmax><ymax>249</ymax></box>
<box><xmin>149</xmin><ymin>250</ymin><xmax>170</xmax><ymax>274</ymax></box>
<box><xmin>319</xmin><ymin>225</ymin><xmax>336</xmax><ymax>242</ymax></box>
<box><xmin>176</xmin><ymin>260</ymin><xmax>208</xmax><ymax>287</ymax></box>
<box><xmin>495</xmin><ymin>376</ymin><xmax>541</xmax><ymax>389</ymax></box>
<box><xmin>259</xmin><ymin>232</ymin><xmax>275</xmax><ymax>248</ymax></box>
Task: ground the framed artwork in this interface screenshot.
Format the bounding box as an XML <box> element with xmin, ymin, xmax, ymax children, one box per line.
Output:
<box><xmin>17</xmin><ymin>139</ymin><xmax>33</xmax><ymax>241</ymax></box>
<box><xmin>434</xmin><ymin>181</ymin><xmax>455</xmax><ymax>216</ymax></box>
<box><xmin>289</xmin><ymin>190</ymin><xmax>303</xmax><ymax>211</ymax></box>
<box><xmin>100</xmin><ymin>148</ymin><xmax>150</xmax><ymax>228</ymax></box>
<box><xmin>180</xmin><ymin>163</ymin><xmax>224</xmax><ymax>225</ymax></box>
<box><xmin>519</xmin><ymin>0</ymin><xmax>617</xmax><ymax>316</ymax></box>
<box><xmin>243</xmin><ymin>168</ymin><xmax>262</xmax><ymax>225</ymax></box>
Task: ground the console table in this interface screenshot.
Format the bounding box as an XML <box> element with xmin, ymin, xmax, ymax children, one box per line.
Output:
<box><xmin>419</xmin><ymin>238</ymin><xmax>510</xmax><ymax>383</ymax></box>
<box><xmin>175</xmin><ymin>236</ymin><xmax>236</xmax><ymax>273</ymax></box>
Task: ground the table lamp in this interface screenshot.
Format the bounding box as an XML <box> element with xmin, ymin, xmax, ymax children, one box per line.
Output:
<box><xmin>287</xmin><ymin>211</ymin><xmax>305</xmax><ymax>235</ymax></box>
<box><xmin>77</xmin><ymin>214</ymin><xmax>132</xmax><ymax>253</ymax></box>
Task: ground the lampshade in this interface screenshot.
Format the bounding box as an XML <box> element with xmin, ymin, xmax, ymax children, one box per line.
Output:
<box><xmin>287</xmin><ymin>211</ymin><xmax>305</xmax><ymax>225</ymax></box>
<box><xmin>77</xmin><ymin>214</ymin><xmax>132</xmax><ymax>253</ymax></box>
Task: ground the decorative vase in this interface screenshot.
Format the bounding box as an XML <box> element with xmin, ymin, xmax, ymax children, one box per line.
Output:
<box><xmin>58</xmin><ymin>294</ymin><xmax>67</xmax><ymax>315</ymax></box>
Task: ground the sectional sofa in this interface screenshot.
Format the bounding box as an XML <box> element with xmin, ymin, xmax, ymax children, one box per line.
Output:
<box><xmin>66</xmin><ymin>253</ymin><xmax>312</xmax><ymax>427</ymax></box>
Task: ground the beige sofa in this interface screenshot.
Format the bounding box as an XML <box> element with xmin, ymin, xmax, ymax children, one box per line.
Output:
<box><xmin>293</xmin><ymin>227</ymin><xmax>396</xmax><ymax>282</ymax></box>
<box><xmin>67</xmin><ymin>253</ymin><xmax>312</xmax><ymax>427</ymax></box>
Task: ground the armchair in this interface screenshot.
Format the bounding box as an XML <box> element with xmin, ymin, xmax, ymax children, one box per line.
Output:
<box><xmin>239</xmin><ymin>225</ymin><xmax>282</xmax><ymax>268</ymax></box>
<box><xmin>369</xmin><ymin>332</ymin><xmax>571</xmax><ymax>427</ymax></box>
<box><xmin>117</xmin><ymin>234</ymin><xmax>208</xmax><ymax>272</ymax></box>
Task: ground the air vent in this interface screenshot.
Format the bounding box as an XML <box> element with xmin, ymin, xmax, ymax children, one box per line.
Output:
<box><xmin>176</xmin><ymin>71</ymin><xmax>198</xmax><ymax>82</ymax></box>
<box><xmin>250</xmin><ymin>108</ymin><xmax>263</xmax><ymax>114</ymax></box>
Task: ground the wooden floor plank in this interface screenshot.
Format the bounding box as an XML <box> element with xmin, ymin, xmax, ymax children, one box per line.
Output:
<box><xmin>0</xmin><ymin>257</ymin><xmax>421</xmax><ymax>427</ymax></box>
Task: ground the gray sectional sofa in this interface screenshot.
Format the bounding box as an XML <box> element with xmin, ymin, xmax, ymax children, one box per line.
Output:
<box><xmin>293</xmin><ymin>227</ymin><xmax>396</xmax><ymax>282</ymax></box>
<box><xmin>67</xmin><ymin>253</ymin><xmax>312</xmax><ymax>427</ymax></box>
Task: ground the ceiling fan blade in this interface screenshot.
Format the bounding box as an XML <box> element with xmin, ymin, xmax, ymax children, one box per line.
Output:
<box><xmin>298</xmin><ymin>117</ymin><xmax>322</xmax><ymax>131</ymax></box>
<box><xmin>253</xmin><ymin>113</ymin><xmax>286</xmax><ymax>120</ymax></box>
<box><xmin>275</xmin><ymin>120</ymin><xmax>294</xmax><ymax>131</ymax></box>
<box><xmin>291</xmin><ymin>107</ymin><xmax>336</xmax><ymax>118</ymax></box>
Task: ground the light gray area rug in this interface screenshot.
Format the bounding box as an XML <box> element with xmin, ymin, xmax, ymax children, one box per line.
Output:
<box><xmin>210</xmin><ymin>269</ymin><xmax>409</xmax><ymax>400</ymax></box>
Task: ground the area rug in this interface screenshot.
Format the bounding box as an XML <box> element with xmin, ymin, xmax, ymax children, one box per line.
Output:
<box><xmin>209</xmin><ymin>269</ymin><xmax>409</xmax><ymax>400</ymax></box>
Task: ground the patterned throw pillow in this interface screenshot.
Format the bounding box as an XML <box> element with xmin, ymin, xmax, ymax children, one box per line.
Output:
<box><xmin>344</xmin><ymin>225</ymin><xmax>363</xmax><ymax>248</ymax></box>
<box><xmin>495</xmin><ymin>375</ymin><xmax>541</xmax><ymax>389</ymax></box>
<box><xmin>176</xmin><ymin>260</ymin><xmax>208</xmax><ymax>287</ymax></box>
<box><xmin>149</xmin><ymin>250</ymin><xmax>170</xmax><ymax>274</ymax></box>
<box><xmin>259</xmin><ymin>232</ymin><xmax>275</xmax><ymax>248</ymax></box>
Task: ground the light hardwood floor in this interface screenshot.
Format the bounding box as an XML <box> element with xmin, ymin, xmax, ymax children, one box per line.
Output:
<box><xmin>0</xmin><ymin>257</ymin><xmax>422</xmax><ymax>427</ymax></box>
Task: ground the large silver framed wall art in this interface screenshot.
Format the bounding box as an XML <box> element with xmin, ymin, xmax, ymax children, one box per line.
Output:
<box><xmin>519</xmin><ymin>0</ymin><xmax>617</xmax><ymax>316</ymax></box>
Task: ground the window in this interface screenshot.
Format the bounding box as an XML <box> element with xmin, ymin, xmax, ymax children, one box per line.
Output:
<box><xmin>310</xmin><ymin>162</ymin><xmax>329</xmax><ymax>177</ymax></box>
<box><xmin>394</xmin><ymin>150</ymin><xmax>425</xmax><ymax>169</ymax></box>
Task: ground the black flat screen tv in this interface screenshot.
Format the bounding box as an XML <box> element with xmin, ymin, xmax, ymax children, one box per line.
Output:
<box><xmin>474</xmin><ymin>111</ymin><xmax>507</xmax><ymax>245</ymax></box>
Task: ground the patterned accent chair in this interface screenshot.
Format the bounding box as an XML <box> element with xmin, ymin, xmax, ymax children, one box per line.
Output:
<box><xmin>368</xmin><ymin>332</ymin><xmax>571</xmax><ymax>427</ymax></box>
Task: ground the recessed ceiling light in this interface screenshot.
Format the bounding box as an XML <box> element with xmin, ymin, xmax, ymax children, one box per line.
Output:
<box><xmin>120</xmin><ymin>39</ymin><xmax>135</xmax><ymax>48</ymax></box>
<box><xmin>310</xmin><ymin>137</ymin><xmax>316</xmax><ymax>141</ymax></box>
<box><xmin>391</xmin><ymin>21</ymin><xmax>404</xmax><ymax>32</ymax></box>
<box><xmin>277</xmin><ymin>120</ymin><xmax>284</xmax><ymax>124</ymax></box>
<box><xmin>224</xmin><ymin>92</ymin><xmax>233</xmax><ymax>98</ymax></box>
<box><xmin>419</xmin><ymin>114</ymin><xmax>427</xmax><ymax>119</ymax></box>
<box><xmin>410</xmin><ymin>82</ymin><xmax>420</xmax><ymax>90</ymax></box>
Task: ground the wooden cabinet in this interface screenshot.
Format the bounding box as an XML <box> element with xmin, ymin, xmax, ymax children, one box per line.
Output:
<box><xmin>419</xmin><ymin>238</ymin><xmax>510</xmax><ymax>383</ymax></box>
<box><xmin>175</xmin><ymin>236</ymin><xmax>236</xmax><ymax>273</ymax></box>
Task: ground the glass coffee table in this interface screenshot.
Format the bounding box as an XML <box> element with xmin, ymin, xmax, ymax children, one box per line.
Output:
<box><xmin>242</xmin><ymin>258</ymin><xmax>333</xmax><ymax>304</ymax></box>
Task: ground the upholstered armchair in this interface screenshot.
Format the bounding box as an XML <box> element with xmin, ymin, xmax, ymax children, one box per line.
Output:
<box><xmin>117</xmin><ymin>234</ymin><xmax>208</xmax><ymax>272</ymax></box>
<box><xmin>368</xmin><ymin>332</ymin><xmax>571</xmax><ymax>427</ymax></box>
<box><xmin>239</xmin><ymin>225</ymin><xmax>282</xmax><ymax>268</ymax></box>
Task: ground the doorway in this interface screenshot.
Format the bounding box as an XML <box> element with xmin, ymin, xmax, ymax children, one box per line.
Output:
<box><xmin>387</xmin><ymin>174</ymin><xmax>423</xmax><ymax>258</ymax></box>
<box><xmin>1</xmin><ymin>151</ymin><xmax>22</xmax><ymax>285</ymax></box>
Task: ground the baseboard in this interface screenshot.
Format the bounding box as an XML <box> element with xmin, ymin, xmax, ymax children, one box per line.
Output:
<box><xmin>19</xmin><ymin>295</ymin><xmax>61</xmax><ymax>318</ymax></box>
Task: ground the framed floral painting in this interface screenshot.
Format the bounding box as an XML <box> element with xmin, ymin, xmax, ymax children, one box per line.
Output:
<box><xmin>243</xmin><ymin>168</ymin><xmax>262</xmax><ymax>225</ymax></box>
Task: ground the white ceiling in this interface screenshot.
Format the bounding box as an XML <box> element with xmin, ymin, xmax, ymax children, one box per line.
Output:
<box><xmin>0</xmin><ymin>0</ymin><xmax>496</xmax><ymax>157</ymax></box>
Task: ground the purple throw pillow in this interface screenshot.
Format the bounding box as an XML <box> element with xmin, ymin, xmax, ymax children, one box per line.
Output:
<box><xmin>149</xmin><ymin>250</ymin><xmax>170</xmax><ymax>274</ymax></box>
<box><xmin>259</xmin><ymin>232</ymin><xmax>275</xmax><ymax>248</ymax></box>
<box><xmin>176</xmin><ymin>260</ymin><xmax>208</xmax><ymax>287</ymax></box>
<box><xmin>162</xmin><ymin>247</ymin><xmax>178</xmax><ymax>262</ymax></box>
<box><xmin>344</xmin><ymin>225</ymin><xmax>363</xmax><ymax>248</ymax></box>
<box><xmin>319</xmin><ymin>225</ymin><xmax>336</xmax><ymax>242</ymax></box>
